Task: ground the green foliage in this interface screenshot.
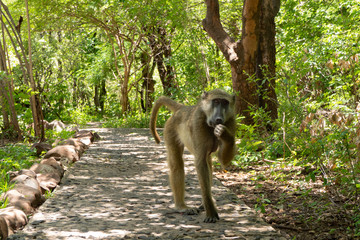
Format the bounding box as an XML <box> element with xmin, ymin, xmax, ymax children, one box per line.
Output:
<box><xmin>233</xmin><ymin>107</ymin><xmax>360</xmax><ymax>235</ymax></box>
<box><xmin>272</xmin><ymin>0</ymin><xmax>360</xmax><ymax>203</ymax></box>
<box><xmin>0</xmin><ymin>198</ymin><xmax>9</xmax><ymax>209</ymax></box>
<box><xmin>255</xmin><ymin>194</ymin><xmax>271</xmax><ymax>214</ymax></box>
<box><xmin>2</xmin><ymin>0</ymin><xmax>359</xmax><ymax>234</ymax></box>
<box><xmin>0</xmin><ymin>144</ymin><xmax>37</xmax><ymax>208</ymax></box>
<box><xmin>44</xmin><ymin>129</ymin><xmax>76</xmax><ymax>146</ymax></box>
<box><xmin>0</xmin><ymin>144</ymin><xmax>37</xmax><ymax>174</ymax></box>
<box><xmin>354</xmin><ymin>212</ymin><xmax>360</xmax><ymax>237</ymax></box>
<box><xmin>102</xmin><ymin>109</ymin><xmax>170</xmax><ymax>128</ymax></box>
<box><xmin>3</xmin><ymin>0</ymin><xmax>236</xmax><ymax>129</ymax></box>
<box><xmin>65</xmin><ymin>106</ymin><xmax>98</xmax><ymax>126</ymax></box>
<box><xmin>44</xmin><ymin>190</ymin><xmax>54</xmax><ymax>200</ymax></box>
<box><xmin>277</xmin><ymin>0</ymin><xmax>360</xmax><ymax>116</ymax></box>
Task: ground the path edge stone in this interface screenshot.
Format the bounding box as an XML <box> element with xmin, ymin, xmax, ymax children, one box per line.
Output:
<box><xmin>0</xmin><ymin>129</ymin><xmax>99</xmax><ymax>240</ymax></box>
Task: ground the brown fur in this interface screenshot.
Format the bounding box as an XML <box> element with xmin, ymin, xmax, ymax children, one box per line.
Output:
<box><xmin>150</xmin><ymin>89</ymin><xmax>236</xmax><ymax>223</ymax></box>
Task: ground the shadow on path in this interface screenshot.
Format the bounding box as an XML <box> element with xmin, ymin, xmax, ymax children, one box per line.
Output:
<box><xmin>9</xmin><ymin>128</ymin><xmax>286</xmax><ymax>240</ymax></box>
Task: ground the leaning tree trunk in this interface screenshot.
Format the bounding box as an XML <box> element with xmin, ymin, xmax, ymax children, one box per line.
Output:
<box><xmin>203</xmin><ymin>0</ymin><xmax>280</xmax><ymax>125</ymax></box>
<box><xmin>0</xmin><ymin>84</ymin><xmax>10</xmax><ymax>130</ymax></box>
<box><xmin>25</xmin><ymin>0</ymin><xmax>45</xmax><ymax>140</ymax></box>
<box><xmin>0</xmin><ymin>11</ymin><xmax>9</xmax><ymax>129</ymax></box>
<box><xmin>0</xmin><ymin>39</ymin><xmax>11</xmax><ymax>130</ymax></box>
<box><xmin>0</xmin><ymin>4</ymin><xmax>21</xmax><ymax>138</ymax></box>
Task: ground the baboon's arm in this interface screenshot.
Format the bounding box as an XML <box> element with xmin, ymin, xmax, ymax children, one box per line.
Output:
<box><xmin>214</xmin><ymin>121</ymin><xmax>236</xmax><ymax>168</ymax></box>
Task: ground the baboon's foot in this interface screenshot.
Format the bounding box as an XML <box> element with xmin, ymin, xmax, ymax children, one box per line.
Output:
<box><xmin>204</xmin><ymin>211</ymin><xmax>220</xmax><ymax>223</ymax></box>
<box><xmin>174</xmin><ymin>204</ymin><xmax>195</xmax><ymax>214</ymax></box>
<box><xmin>197</xmin><ymin>204</ymin><xmax>205</xmax><ymax>212</ymax></box>
<box><xmin>183</xmin><ymin>205</ymin><xmax>204</xmax><ymax>215</ymax></box>
<box><xmin>175</xmin><ymin>205</ymin><xmax>205</xmax><ymax>215</ymax></box>
<box><xmin>183</xmin><ymin>207</ymin><xmax>201</xmax><ymax>215</ymax></box>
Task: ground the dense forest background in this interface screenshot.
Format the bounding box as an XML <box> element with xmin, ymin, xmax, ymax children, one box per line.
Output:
<box><xmin>1</xmin><ymin>0</ymin><xmax>360</xmax><ymax>239</ymax></box>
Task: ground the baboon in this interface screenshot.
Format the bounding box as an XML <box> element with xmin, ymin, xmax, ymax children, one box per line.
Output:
<box><xmin>150</xmin><ymin>89</ymin><xmax>236</xmax><ymax>223</ymax></box>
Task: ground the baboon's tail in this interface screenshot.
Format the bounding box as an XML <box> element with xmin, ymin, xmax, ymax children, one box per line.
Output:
<box><xmin>150</xmin><ymin>96</ymin><xmax>182</xmax><ymax>144</ymax></box>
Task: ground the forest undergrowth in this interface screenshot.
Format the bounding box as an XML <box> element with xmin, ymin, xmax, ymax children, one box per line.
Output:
<box><xmin>215</xmin><ymin>163</ymin><xmax>359</xmax><ymax>240</ymax></box>
<box><xmin>0</xmin><ymin>129</ymin><xmax>76</xmax><ymax>208</ymax></box>
<box><xmin>101</xmin><ymin>107</ymin><xmax>360</xmax><ymax>239</ymax></box>
<box><xmin>1</xmin><ymin>113</ymin><xmax>360</xmax><ymax>240</ymax></box>
<box><xmin>0</xmin><ymin>0</ymin><xmax>359</xmax><ymax>239</ymax></box>
<box><xmin>212</xmin><ymin>108</ymin><xmax>360</xmax><ymax>240</ymax></box>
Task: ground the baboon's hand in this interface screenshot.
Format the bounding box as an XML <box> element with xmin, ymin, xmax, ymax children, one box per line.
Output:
<box><xmin>214</xmin><ymin>124</ymin><xmax>226</xmax><ymax>138</ymax></box>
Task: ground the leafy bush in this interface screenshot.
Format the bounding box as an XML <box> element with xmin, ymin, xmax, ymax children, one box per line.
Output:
<box><xmin>44</xmin><ymin>129</ymin><xmax>77</xmax><ymax>146</ymax></box>
<box><xmin>64</xmin><ymin>106</ymin><xmax>99</xmax><ymax>125</ymax></box>
<box><xmin>0</xmin><ymin>144</ymin><xmax>37</xmax><ymax>208</ymax></box>
<box><xmin>102</xmin><ymin>109</ymin><xmax>170</xmax><ymax>128</ymax></box>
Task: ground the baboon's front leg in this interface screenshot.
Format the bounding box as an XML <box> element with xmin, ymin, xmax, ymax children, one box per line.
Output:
<box><xmin>195</xmin><ymin>154</ymin><xmax>219</xmax><ymax>223</ymax></box>
<box><xmin>214</xmin><ymin>124</ymin><xmax>235</xmax><ymax>168</ymax></box>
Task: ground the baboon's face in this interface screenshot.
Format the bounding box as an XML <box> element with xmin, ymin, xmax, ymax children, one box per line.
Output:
<box><xmin>201</xmin><ymin>90</ymin><xmax>235</xmax><ymax>128</ymax></box>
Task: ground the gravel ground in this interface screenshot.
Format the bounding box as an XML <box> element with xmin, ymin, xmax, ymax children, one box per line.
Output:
<box><xmin>9</xmin><ymin>127</ymin><xmax>287</xmax><ymax>240</ymax></box>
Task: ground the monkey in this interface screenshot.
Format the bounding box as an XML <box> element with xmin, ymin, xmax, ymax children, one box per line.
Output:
<box><xmin>150</xmin><ymin>89</ymin><xmax>236</xmax><ymax>223</ymax></box>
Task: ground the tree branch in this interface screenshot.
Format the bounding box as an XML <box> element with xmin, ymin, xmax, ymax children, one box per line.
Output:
<box><xmin>202</xmin><ymin>0</ymin><xmax>238</xmax><ymax>63</ymax></box>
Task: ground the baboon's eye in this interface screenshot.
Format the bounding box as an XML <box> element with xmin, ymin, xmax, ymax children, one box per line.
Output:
<box><xmin>213</xmin><ymin>99</ymin><xmax>220</xmax><ymax>105</ymax></box>
<box><xmin>222</xmin><ymin>100</ymin><xmax>229</xmax><ymax>106</ymax></box>
<box><xmin>219</xmin><ymin>99</ymin><xmax>229</xmax><ymax>107</ymax></box>
<box><xmin>213</xmin><ymin>99</ymin><xmax>229</xmax><ymax>106</ymax></box>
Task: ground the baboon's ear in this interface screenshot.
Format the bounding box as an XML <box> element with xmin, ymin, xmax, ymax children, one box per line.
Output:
<box><xmin>202</xmin><ymin>91</ymin><xmax>209</xmax><ymax>99</ymax></box>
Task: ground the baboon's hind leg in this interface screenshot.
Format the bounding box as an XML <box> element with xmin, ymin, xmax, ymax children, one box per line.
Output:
<box><xmin>165</xmin><ymin>139</ymin><xmax>188</xmax><ymax>210</ymax></box>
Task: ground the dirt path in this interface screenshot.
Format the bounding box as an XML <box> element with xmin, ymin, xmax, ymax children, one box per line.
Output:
<box><xmin>9</xmin><ymin>128</ymin><xmax>287</xmax><ymax>240</ymax></box>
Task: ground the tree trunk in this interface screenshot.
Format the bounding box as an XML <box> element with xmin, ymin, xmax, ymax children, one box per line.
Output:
<box><xmin>73</xmin><ymin>78</ymin><xmax>78</xmax><ymax>107</ymax></box>
<box><xmin>0</xmin><ymin>86</ymin><xmax>10</xmax><ymax>130</ymax></box>
<box><xmin>94</xmin><ymin>81</ymin><xmax>106</xmax><ymax>113</ymax></box>
<box><xmin>120</xmin><ymin>75</ymin><xmax>129</xmax><ymax>113</ymax></box>
<box><xmin>99</xmin><ymin>78</ymin><xmax>106</xmax><ymax>113</ymax></box>
<box><xmin>0</xmin><ymin>37</ymin><xmax>10</xmax><ymax>129</ymax></box>
<box><xmin>94</xmin><ymin>85</ymin><xmax>100</xmax><ymax>111</ymax></box>
<box><xmin>257</xmin><ymin>0</ymin><xmax>279</xmax><ymax>123</ymax></box>
<box><xmin>147</xmin><ymin>26</ymin><xmax>178</xmax><ymax>96</ymax></box>
<box><xmin>0</xmin><ymin>7</ymin><xmax>21</xmax><ymax>138</ymax></box>
<box><xmin>203</xmin><ymin>0</ymin><xmax>279</xmax><ymax>125</ymax></box>
<box><xmin>25</xmin><ymin>0</ymin><xmax>45</xmax><ymax>140</ymax></box>
<box><xmin>113</xmin><ymin>29</ymin><xmax>142</xmax><ymax>114</ymax></box>
<box><xmin>140</xmin><ymin>52</ymin><xmax>155</xmax><ymax>112</ymax></box>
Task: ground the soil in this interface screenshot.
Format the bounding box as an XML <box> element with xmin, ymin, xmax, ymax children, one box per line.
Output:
<box><xmin>214</xmin><ymin>164</ymin><xmax>359</xmax><ymax>240</ymax></box>
<box><xmin>8</xmin><ymin>127</ymin><xmax>287</xmax><ymax>240</ymax></box>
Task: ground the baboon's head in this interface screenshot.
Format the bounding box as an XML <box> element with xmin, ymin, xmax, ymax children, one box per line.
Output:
<box><xmin>201</xmin><ymin>89</ymin><xmax>235</xmax><ymax>128</ymax></box>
